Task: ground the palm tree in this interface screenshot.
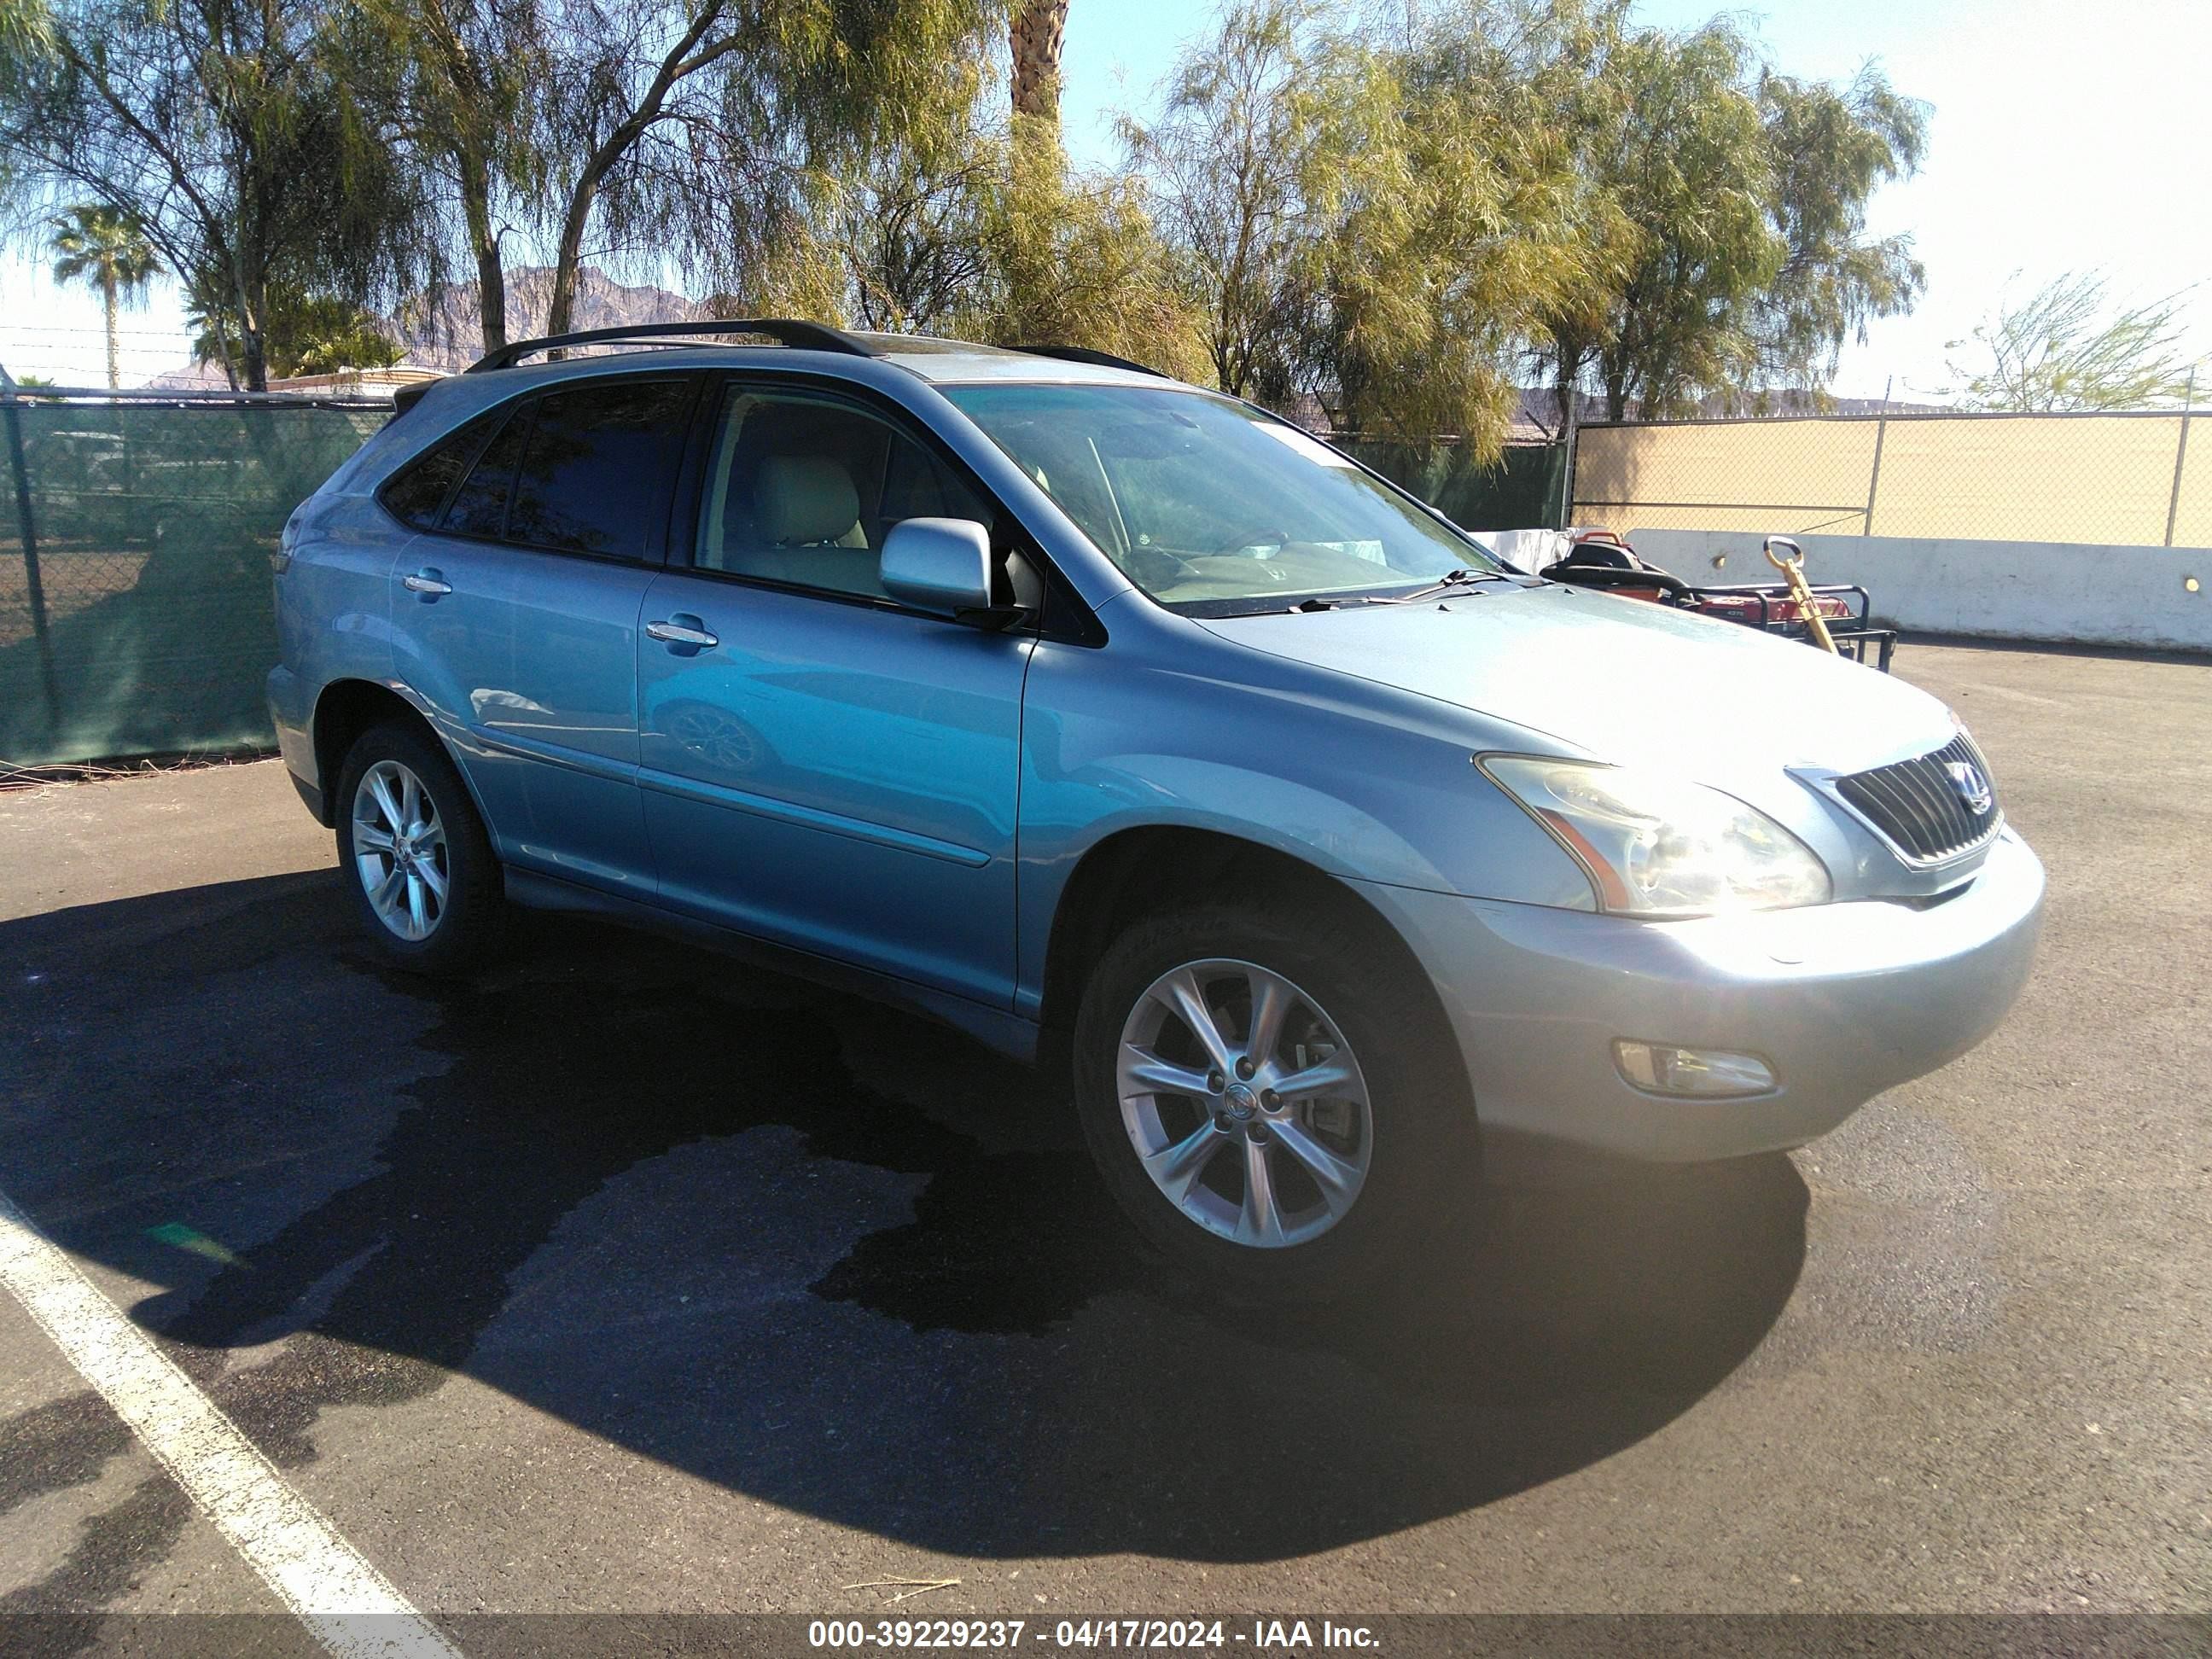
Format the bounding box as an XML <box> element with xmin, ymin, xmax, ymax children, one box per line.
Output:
<box><xmin>1010</xmin><ymin>1</ymin><xmax>1068</xmax><ymax>129</ymax></box>
<box><xmin>49</xmin><ymin>206</ymin><xmax>163</xmax><ymax>390</ymax></box>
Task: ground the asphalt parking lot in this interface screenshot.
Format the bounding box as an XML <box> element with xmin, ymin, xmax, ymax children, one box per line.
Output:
<box><xmin>1</xmin><ymin>640</ymin><xmax>2208</xmax><ymax>1647</ymax></box>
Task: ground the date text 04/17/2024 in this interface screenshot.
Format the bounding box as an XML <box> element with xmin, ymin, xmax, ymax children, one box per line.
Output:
<box><xmin>807</xmin><ymin>1619</ymin><xmax>1382</xmax><ymax>1650</ymax></box>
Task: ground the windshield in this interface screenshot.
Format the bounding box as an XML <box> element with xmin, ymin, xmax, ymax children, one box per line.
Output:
<box><xmin>941</xmin><ymin>383</ymin><xmax>1510</xmax><ymax>614</ymax></box>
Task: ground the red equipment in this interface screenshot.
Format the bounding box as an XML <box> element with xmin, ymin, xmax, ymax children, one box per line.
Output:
<box><xmin>1535</xmin><ymin>529</ymin><xmax>1896</xmax><ymax>672</ymax></box>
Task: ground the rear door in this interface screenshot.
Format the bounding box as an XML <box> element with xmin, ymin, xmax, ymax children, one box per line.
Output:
<box><xmin>634</xmin><ymin>377</ymin><xmax>1036</xmax><ymax>1008</ymax></box>
<box><xmin>383</xmin><ymin>374</ymin><xmax>699</xmax><ymax>899</ymax></box>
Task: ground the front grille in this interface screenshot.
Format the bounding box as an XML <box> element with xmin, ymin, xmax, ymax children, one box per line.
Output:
<box><xmin>1833</xmin><ymin>733</ymin><xmax>2002</xmax><ymax>864</ymax></box>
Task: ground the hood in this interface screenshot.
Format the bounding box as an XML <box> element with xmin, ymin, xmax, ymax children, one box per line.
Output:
<box><xmin>1196</xmin><ymin>582</ymin><xmax>1956</xmax><ymax>778</ymax></box>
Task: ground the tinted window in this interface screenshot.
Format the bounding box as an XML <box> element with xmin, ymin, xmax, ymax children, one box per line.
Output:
<box><xmin>440</xmin><ymin>406</ymin><xmax>531</xmax><ymax>538</ymax></box>
<box><xmin>381</xmin><ymin>410</ymin><xmax>499</xmax><ymax>530</ymax></box>
<box><xmin>506</xmin><ymin>379</ymin><xmax>693</xmax><ymax>559</ymax></box>
<box><xmin>696</xmin><ymin>387</ymin><xmax>990</xmax><ymax>599</ymax></box>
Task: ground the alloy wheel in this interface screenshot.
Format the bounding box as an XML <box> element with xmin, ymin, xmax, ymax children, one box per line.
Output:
<box><xmin>1115</xmin><ymin>958</ymin><xmax>1373</xmax><ymax>1248</ymax></box>
<box><xmin>351</xmin><ymin>759</ymin><xmax>450</xmax><ymax>942</ymax></box>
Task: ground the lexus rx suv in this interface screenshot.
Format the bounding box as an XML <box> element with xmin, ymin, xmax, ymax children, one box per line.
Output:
<box><xmin>267</xmin><ymin>321</ymin><xmax>2044</xmax><ymax>1296</ymax></box>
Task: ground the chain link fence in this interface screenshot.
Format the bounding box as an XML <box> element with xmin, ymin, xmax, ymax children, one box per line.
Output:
<box><xmin>1</xmin><ymin>387</ymin><xmax>390</xmax><ymax>770</ymax></box>
<box><xmin>1570</xmin><ymin>409</ymin><xmax>2209</xmax><ymax>549</ymax></box>
<box><xmin>0</xmin><ymin>383</ymin><xmax>1563</xmax><ymax>771</ymax></box>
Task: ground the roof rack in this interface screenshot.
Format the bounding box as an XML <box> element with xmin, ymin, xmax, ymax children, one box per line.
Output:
<box><xmin>1011</xmin><ymin>345</ymin><xmax>1166</xmax><ymax>378</ymax></box>
<box><xmin>468</xmin><ymin>318</ymin><xmax>877</xmax><ymax>374</ymax></box>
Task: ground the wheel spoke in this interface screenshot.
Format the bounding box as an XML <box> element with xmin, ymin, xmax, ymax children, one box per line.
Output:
<box><xmin>1268</xmin><ymin>1116</ymin><xmax>1363</xmax><ymax>1208</ymax></box>
<box><xmin>1272</xmin><ymin>1055</ymin><xmax>1357</xmax><ymax>1100</ymax></box>
<box><xmin>1143</xmin><ymin>1121</ymin><xmax>1224</xmax><ymax>1203</ymax></box>
<box><xmin>1236</xmin><ymin>1138</ymin><xmax>1286</xmax><ymax>1246</ymax></box>
<box><xmin>399</xmin><ymin>769</ymin><xmax>422</xmax><ymax>835</ymax></box>
<box><xmin>415</xmin><ymin>857</ymin><xmax>448</xmax><ymax>905</ymax></box>
<box><xmin>366</xmin><ymin>771</ymin><xmax>404</xmax><ymax>833</ymax></box>
<box><xmin>370</xmin><ymin>863</ymin><xmax>406</xmax><ymax>917</ymax></box>
<box><xmin>1154</xmin><ymin>968</ymin><xmax>1234</xmax><ymax>1073</ymax></box>
<box><xmin>405</xmin><ymin>873</ymin><xmax>429</xmax><ymax>934</ymax></box>
<box><xmin>1243</xmin><ymin>969</ymin><xmax>1292</xmax><ymax>1064</ymax></box>
<box><xmin>352</xmin><ymin>822</ymin><xmax>395</xmax><ymax>854</ymax></box>
<box><xmin>1121</xmin><ymin>1046</ymin><xmax>1211</xmax><ymax>1098</ymax></box>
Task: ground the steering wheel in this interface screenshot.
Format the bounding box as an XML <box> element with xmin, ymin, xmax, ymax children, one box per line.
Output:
<box><xmin>1208</xmin><ymin>529</ymin><xmax>1291</xmax><ymax>557</ymax></box>
<box><xmin>1126</xmin><ymin>542</ymin><xmax>1207</xmax><ymax>587</ymax></box>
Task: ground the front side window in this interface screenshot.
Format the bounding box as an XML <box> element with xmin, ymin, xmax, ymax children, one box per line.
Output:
<box><xmin>942</xmin><ymin>384</ymin><xmax>1506</xmax><ymax>614</ymax></box>
<box><xmin>694</xmin><ymin>386</ymin><xmax>992</xmax><ymax>600</ymax></box>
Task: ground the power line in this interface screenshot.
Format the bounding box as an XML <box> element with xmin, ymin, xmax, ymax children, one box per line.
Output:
<box><xmin>0</xmin><ymin>324</ymin><xmax>194</xmax><ymax>339</ymax></box>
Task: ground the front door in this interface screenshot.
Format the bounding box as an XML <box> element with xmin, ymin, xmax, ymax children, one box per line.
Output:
<box><xmin>385</xmin><ymin>374</ymin><xmax>697</xmax><ymax>898</ymax></box>
<box><xmin>636</xmin><ymin>380</ymin><xmax>1034</xmax><ymax>1008</ymax></box>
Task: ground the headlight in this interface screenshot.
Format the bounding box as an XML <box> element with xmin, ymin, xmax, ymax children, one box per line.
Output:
<box><xmin>1481</xmin><ymin>755</ymin><xmax>1831</xmax><ymax>917</ymax></box>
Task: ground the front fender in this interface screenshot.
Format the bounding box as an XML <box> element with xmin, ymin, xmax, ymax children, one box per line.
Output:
<box><xmin>1012</xmin><ymin>619</ymin><xmax>1598</xmax><ymax>1013</ymax></box>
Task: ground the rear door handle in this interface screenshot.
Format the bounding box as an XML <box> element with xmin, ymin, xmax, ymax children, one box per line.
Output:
<box><xmin>403</xmin><ymin>569</ymin><xmax>452</xmax><ymax>597</ymax></box>
<box><xmin>646</xmin><ymin>616</ymin><xmax>719</xmax><ymax>650</ymax></box>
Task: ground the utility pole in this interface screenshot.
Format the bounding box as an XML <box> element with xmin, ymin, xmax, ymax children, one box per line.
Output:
<box><xmin>0</xmin><ymin>365</ymin><xmax>60</xmax><ymax>736</ymax></box>
<box><xmin>1862</xmin><ymin>376</ymin><xmax>1893</xmax><ymax>537</ymax></box>
<box><xmin>2166</xmin><ymin>370</ymin><xmax>2195</xmax><ymax>549</ymax></box>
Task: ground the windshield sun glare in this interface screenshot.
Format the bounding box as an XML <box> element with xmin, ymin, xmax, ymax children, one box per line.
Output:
<box><xmin>943</xmin><ymin>384</ymin><xmax>1508</xmax><ymax>614</ymax></box>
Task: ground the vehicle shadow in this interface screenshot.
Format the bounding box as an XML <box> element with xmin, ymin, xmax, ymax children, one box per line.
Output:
<box><xmin>0</xmin><ymin>871</ymin><xmax>1807</xmax><ymax>1563</ymax></box>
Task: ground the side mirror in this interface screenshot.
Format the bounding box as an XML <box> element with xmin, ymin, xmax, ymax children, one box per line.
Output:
<box><xmin>880</xmin><ymin>517</ymin><xmax>1023</xmax><ymax>626</ymax></box>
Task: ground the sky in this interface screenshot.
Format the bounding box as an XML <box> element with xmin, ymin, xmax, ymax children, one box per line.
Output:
<box><xmin>6</xmin><ymin>0</ymin><xmax>2209</xmax><ymax>398</ymax></box>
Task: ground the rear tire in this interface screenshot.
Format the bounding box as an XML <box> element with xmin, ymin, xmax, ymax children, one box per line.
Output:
<box><xmin>334</xmin><ymin>719</ymin><xmax>504</xmax><ymax>975</ymax></box>
<box><xmin>1072</xmin><ymin>894</ymin><xmax>1472</xmax><ymax>1301</ymax></box>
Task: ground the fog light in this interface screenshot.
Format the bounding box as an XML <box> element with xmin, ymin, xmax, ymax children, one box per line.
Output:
<box><xmin>1614</xmin><ymin>1040</ymin><xmax>1776</xmax><ymax>1098</ymax></box>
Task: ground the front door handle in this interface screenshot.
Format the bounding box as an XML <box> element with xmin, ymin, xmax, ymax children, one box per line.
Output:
<box><xmin>403</xmin><ymin>569</ymin><xmax>452</xmax><ymax>597</ymax></box>
<box><xmin>646</xmin><ymin>616</ymin><xmax>719</xmax><ymax>650</ymax></box>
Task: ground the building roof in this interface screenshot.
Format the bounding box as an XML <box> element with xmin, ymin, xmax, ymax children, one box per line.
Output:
<box><xmin>266</xmin><ymin>364</ymin><xmax>445</xmax><ymax>393</ymax></box>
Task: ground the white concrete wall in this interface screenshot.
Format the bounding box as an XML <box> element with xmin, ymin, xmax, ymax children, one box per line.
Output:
<box><xmin>1627</xmin><ymin>529</ymin><xmax>2212</xmax><ymax>653</ymax></box>
<box><xmin>1463</xmin><ymin>527</ymin><xmax>1567</xmax><ymax>568</ymax></box>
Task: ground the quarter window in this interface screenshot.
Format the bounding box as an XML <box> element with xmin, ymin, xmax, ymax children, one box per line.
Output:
<box><xmin>440</xmin><ymin>406</ymin><xmax>532</xmax><ymax>539</ymax></box>
<box><xmin>381</xmin><ymin>410</ymin><xmax>501</xmax><ymax>530</ymax></box>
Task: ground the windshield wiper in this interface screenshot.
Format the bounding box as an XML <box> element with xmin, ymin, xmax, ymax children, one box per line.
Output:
<box><xmin>1373</xmin><ymin>568</ymin><xmax>1516</xmax><ymax>605</ymax></box>
<box><xmin>1203</xmin><ymin>581</ymin><xmax>1495</xmax><ymax>618</ymax></box>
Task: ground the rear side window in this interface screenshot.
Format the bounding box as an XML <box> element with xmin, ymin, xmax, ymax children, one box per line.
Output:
<box><xmin>440</xmin><ymin>406</ymin><xmax>533</xmax><ymax>538</ymax></box>
<box><xmin>380</xmin><ymin>409</ymin><xmax>501</xmax><ymax>530</ymax></box>
<box><xmin>506</xmin><ymin>379</ymin><xmax>693</xmax><ymax>559</ymax></box>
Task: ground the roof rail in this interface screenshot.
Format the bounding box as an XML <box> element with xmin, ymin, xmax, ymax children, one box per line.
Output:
<box><xmin>467</xmin><ymin>318</ymin><xmax>877</xmax><ymax>374</ymax></box>
<box><xmin>1010</xmin><ymin>345</ymin><xmax>1166</xmax><ymax>378</ymax></box>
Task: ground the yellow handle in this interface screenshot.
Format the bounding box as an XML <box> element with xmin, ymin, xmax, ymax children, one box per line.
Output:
<box><xmin>1762</xmin><ymin>536</ymin><xmax>1838</xmax><ymax>655</ymax></box>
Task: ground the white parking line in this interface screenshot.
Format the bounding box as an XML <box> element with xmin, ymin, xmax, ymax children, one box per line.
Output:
<box><xmin>0</xmin><ymin>1187</ymin><xmax>462</xmax><ymax>1659</ymax></box>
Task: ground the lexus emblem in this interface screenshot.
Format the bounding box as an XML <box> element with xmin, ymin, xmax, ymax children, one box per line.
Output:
<box><xmin>1945</xmin><ymin>760</ymin><xmax>1993</xmax><ymax>815</ymax></box>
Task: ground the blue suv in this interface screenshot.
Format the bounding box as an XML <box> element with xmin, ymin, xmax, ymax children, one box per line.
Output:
<box><xmin>269</xmin><ymin>321</ymin><xmax>2043</xmax><ymax>1295</ymax></box>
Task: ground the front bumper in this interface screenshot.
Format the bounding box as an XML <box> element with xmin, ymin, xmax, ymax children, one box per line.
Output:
<box><xmin>1350</xmin><ymin>829</ymin><xmax>2045</xmax><ymax>1163</ymax></box>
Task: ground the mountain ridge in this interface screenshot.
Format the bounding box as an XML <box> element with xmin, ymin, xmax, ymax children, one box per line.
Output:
<box><xmin>142</xmin><ymin>265</ymin><xmax>702</xmax><ymax>386</ymax></box>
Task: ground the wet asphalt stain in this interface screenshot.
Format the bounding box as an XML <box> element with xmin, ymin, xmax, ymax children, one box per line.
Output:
<box><xmin>3</xmin><ymin>873</ymin><xmax>1816</xmax><ymax>1587</ymax></box>
<box><xmin>0</xmin><ymin>1394</ymin><xmax>132</xmax><ymax>1520</ymax></box>
<box><xmin>0</xmin><ymin>1475</ymin><xmax>193</xmax><ymax>1625</ymax></box>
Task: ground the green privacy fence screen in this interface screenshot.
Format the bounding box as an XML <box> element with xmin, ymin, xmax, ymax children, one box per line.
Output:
<box><xmin>1334</xmin><ymin>436</ymin><xmax>1569</xmax><ymax>534</ymax></box>
<box><xmin>1</xmin><ymin>390</ymin><xmax>388</xmax><ymax>769</ymax></box>
<box><xmin>0</xmin><ymin>388</ymin><xmax>1565</xmax><ymax>770</ymax></box>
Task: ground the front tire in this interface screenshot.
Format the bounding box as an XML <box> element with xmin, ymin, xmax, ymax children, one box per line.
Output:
<box><xmin>1072</xmin><ymin>896</ymin><xmax>1471</xmax><ymax>1299</ymax></box>
<box><xmin>334</xmin><ymin>719</ymin><xmax>504</xmax><ymax>975</ymax></box>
